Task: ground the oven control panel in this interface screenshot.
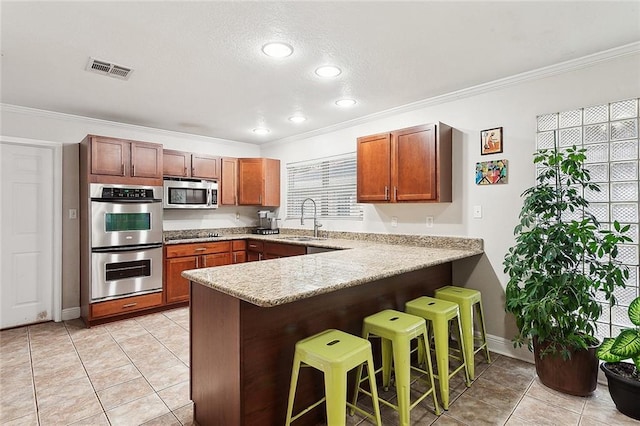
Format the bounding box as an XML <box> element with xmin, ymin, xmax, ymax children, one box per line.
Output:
<box><xmin>101</xmin><ymin>187</ymin><xmax>154</xmax><ymax>199</ymax></box>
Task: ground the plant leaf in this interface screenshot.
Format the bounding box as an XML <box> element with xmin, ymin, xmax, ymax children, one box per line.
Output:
<box><xmin>610</xmin><ymin>329</ymin><xmax>640</xmax><ymax>358</ymax></box>
<box><xmin>629</xmin><ymin>297</ymin><xmax>640</xmax><ymax>327</ymax></box>
<box><xmin>596</xmin><ymin>338</ymin><xmax>624</xmax><ymax>362</ymax></box>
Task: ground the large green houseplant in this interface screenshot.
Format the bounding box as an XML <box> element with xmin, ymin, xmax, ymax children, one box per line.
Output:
<box><xmin>503</xmin><ymin>145</ymin><xmax>630</xmax><ymax>396</ymax></box>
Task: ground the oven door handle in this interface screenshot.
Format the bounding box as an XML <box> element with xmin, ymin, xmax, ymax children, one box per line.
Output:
<box><xmin>92</xmin><ymin>243</ymin><xmax>163</xmax><ymax>253</ymax></box>
<box><xmin>90</xmin><ymin>198</ymin><xmax>162</xmax><ymax>204</ymax></box>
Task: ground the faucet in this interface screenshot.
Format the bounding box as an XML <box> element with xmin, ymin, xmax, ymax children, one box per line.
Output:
<box><xmin>300</xmin><ymin>198</ymin><xmax>322</xmax><ymax>238</ymax></box>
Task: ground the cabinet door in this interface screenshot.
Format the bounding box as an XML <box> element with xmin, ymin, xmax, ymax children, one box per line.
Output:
<box><xmin>202</xmin><ymin>253</ymin><xmax>231</xmax><ymax>267</ymax></box>
<box><xmin>165</xmin><ymin>256</ymin><xmax>197</xmax><ymax>304</ymax></box>
<box><xmin>131</xmin><ymin>142</ymin><xmax>163</xmax><ymax>178</ymax></box>
<box><xmin>91</xmin><ymin>137</ymin><xmax>128</xmax><ymax>176</ymax></box>
<box><xmin>357</xmin><ymin>133</ymin><xmax>391</xmax><ymax>202</ymax></box>
<box><xmin>264</xmin><ymin>242</ymin><xmax>306</xmax><ymax>258</ymax></box>
<box><xmin>232</xmin><ymin>251</ymin><xmax>246</xmax><ymax>264</ymax></box>
<box><xmin>192</xmin><ymin>154</ymin><xmax>220</xmax><ymax>180</ymax></box>
<box><xmin>163</xmin><ymin>150</ymin><xmax>190</xmax><ymax>177</ymax></box>
<box><xmin>238</xmin><ymin>159</ymin><xmax>264</xmax><ymax>205</ymax></box>
<box><xmin>393</xmin><ymin>124</ymin><xmax>437</xmax><ymax>201</ymax></box>
<box><xmin>220</xmin><ymin>157</ymin><xmax>238</xmax><ymax>205</ymax></box>
<box><xmin>247</xmin><ymin>251</ymin><xmax>261</xmax><ymax>262</ymax></box>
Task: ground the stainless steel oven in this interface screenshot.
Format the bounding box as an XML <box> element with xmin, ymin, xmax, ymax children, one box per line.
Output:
<box><xmin>89</xmin><ymin>184</ymin><xmax>163</xmax><ymax>302</ymax></box>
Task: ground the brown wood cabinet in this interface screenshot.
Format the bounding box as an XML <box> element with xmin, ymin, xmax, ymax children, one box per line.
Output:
<box><xmin>163</xmin><ymin>149</ymin><xmax>220</xmax><ymax>180</ymax></box>
<box><xmin>82</xmin><ymin>135</ymin><xmax>163</xmax><ymax>186</ymax></box>
<box><xmin>232</xmin><ymin>240</ymin><xmax>247</xmax><ymax>264</ymax></box>
<box><xmin>164</xmin><ymin>241</ymin><xmax>232</xmax><ymax>304</ymax></box>
<box><xmin>357</xmin><ymin>123</ymin><xmax>452</xmax><ymax>203</ymax></box>
<box><xmin>238</xmin><ymin>158</ymin><xmax>280</xmax><ymax>206</ymax></box>
<box><xmin>246</xmin><ymin>240</ymin><xmax>306</xmax><ymax>261</ymax></box>
<box><xmin>221</xmin><ymin>157</ymin><xmax>239</xmax><ymax>205</ymax></box>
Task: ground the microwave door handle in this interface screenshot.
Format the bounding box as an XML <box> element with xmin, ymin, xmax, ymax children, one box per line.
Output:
<box><xmin>206</xmin><ymin>189</ymin><xmax>212</xmax><ymax>207</ymax></box>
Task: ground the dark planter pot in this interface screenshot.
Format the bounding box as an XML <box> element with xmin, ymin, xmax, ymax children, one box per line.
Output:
<box><xmin>533</xmin><ymin>338</ymin><xmax>598</xmax><ymax>396</ymax></box>
<box><xmin>600</xmin><ymin>362</ymin><xmax>640</xmax><ymax>420</ymax></box>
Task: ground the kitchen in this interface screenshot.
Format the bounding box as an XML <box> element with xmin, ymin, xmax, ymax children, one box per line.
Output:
<box><xmin>1</xmin><ymin>1</ymin><xmax>640</xmax><ymax>425</ymax></box>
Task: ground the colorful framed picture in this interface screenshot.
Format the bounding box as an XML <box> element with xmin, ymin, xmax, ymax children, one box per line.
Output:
<box><xmin>480</xmin><ymin>127</ymin><xmax>503</xmax><ymax>155</ymax></box>
<box><xmin>476</xmin><ymin>159</ymin><xmax>508</xmax><ymax>185</ymax></box>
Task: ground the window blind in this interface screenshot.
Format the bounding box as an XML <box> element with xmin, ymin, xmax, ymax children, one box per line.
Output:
<box><xmin>286</xmin><ymin>153</ymin><xmax>363</xmax><ymax>220</ymax></box>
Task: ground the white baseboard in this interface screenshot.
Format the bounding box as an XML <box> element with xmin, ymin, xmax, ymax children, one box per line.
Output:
<box><xmin>486</xmin><ymin>333</ymin><xmax>535</xmax><ymax>364</ymax></box>
<box><xmin>61</xmin><ymin>307</ymin><xmax>81</xmax><ymax>321</ymax></box>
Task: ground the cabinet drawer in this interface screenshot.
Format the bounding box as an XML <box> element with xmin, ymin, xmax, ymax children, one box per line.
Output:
<box><xmin>264</xmin><ymin>242</ymin><xmax>306</xmax><ymax>257</ymax></box>
<box><xmin>91</xmin><ymin>292</ymin><xmax>163</xmax><ymax>319</ymax></box>
<box><xmin>232</xmin><ymin>240</ymin><xmax>247</xmax><ymax>251</ymax></box>
<box><xmin>165</xmin><ymin>241</ymin><xmax>231</xmax><ymax>257</ymax></box>
<box><xmin>246</xmin><ymin>240</ymin><xmax>264</xmax><ymax>252</ymax></box>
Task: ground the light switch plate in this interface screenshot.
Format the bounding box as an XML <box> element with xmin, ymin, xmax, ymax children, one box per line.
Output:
<box><xmin>426</xmin><ymin>216</ymin><xmax>434</xmax><ymax>228</ymax></box>
<box><xmin>473</xmin><ymin>205</ymin><xmax>483</xmax><ymax>219</ymax></box>
<box><xmin>69</xmin><ymin>208</ymin><xmax>77</xmax><ymax>219</ymax></box>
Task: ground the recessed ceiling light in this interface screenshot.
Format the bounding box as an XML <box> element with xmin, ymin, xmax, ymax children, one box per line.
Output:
<box><xmin>315</xmin><ymin>65</ymin><xmax>342</xmax><ymax>78</ymax></box>
<box><xmin>288</xmin><ymin>115</ymin><xmax>307</xmax><ymax>123</ymax></box>
<box><xmin>252</xmin><ymin>128</ymin><xmax>271</xmax><ymax>135</ymax></box>
<box><xmin>262</xmin><ymin>42</ymin><xmax>293</xmax><ymax>58</ymax></box>
<box><xmin>335</xmin><ymin>98</ymin><xmax>357</xmax><ymax>107</ymax></box>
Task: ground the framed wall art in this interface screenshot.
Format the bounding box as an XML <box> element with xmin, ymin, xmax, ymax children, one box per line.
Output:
<box><xmin>476</xmin><ymin>159</ymin><xmax>508</xmax><ymax>185</ymax></box>
<box><xmin>481</xmin><ymin>127</ymin><xmax>503</xmax><ymax>155</ymax></box>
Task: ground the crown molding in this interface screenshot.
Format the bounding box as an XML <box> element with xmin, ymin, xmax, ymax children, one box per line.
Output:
<box><xmin>0</xmin><ymin>103</ymin><xmax>247</xmax><ymax>147</ymax></box>
<box><xmin>263</xmin><ymin>41</ymin><xmax>640</xmax><ymax>148</ymax></box>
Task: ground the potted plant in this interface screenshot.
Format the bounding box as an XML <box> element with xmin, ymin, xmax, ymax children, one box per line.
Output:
<box><xmin>596</xmin><ymin>296</ymin><xmax>640</xmax><ymax>420</ymax></box>
<box><xmin>503</xmin><ymin>144</ymin><xmax>631</xmax><ymax>396</ymax></box>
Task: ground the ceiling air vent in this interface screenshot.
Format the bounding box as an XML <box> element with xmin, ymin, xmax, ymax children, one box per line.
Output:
<box><xmin>85</xmin><ymin>57</ymin><xmax>133</xmax><ymax>80</ymax></box>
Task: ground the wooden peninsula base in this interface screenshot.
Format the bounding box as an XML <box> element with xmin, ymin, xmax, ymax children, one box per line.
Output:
<box><xmin>190</xmin><ymin>262</ymin><xmax>452</xmax><ymax>425</ymax></box>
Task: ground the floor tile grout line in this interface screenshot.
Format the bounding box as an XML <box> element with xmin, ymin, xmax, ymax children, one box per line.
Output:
<box><xmin>26</xmin><ymin>325</ymin><xmax>40</xmax><ymax>426</ymax></box>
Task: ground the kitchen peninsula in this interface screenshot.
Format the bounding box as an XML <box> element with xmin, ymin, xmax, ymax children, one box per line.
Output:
<box><xmin>182</xmin><ymin>234</ymin><xmax>483</xmax><ymax>425</ymax></box>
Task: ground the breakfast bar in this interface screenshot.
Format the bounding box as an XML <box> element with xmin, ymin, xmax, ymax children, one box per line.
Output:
<box><xmin>183</xmin><ymin>235</ymin><xmax>482</xmax><ymax>425</ymax></box>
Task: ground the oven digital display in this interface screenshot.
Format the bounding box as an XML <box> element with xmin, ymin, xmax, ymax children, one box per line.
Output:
<box><xmin>105</xmin><ymin>213</ymin><xmax>151</xmax><ymax>232</ymax></box>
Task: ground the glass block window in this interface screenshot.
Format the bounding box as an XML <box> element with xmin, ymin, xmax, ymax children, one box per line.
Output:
<box><xmin>286</xmin><ymin>153</ymin><xmax>363</xmax><ymax>220</ymax></box>
<box><xmin>536</xmin><ymin>98</ymin><xmax>640</xmax><ymax>342</ymax></box>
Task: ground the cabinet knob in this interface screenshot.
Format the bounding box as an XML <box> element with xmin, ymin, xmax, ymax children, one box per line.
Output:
<box><xmin>122</xmin><ymin>303</ymin><xmax>137</xmax><ymax>309</ymax></box>
<box><xmin>184</xmin><ymin>167</ymin><xmax>188</xmax><ymax>176</ymax></box>
<box><xmin>132</xmin><ymin>164</ymin><xmax>135</xmax><ymax>176</ymax></box>
<box><xmin>121</xmin><ymin>164</ymin><xmax>125</xmax><ymax>176</ymax></box>
<box><xmin>384</xmin><ymin>186</ymin><xmax>389</xmax><ymax>200</ymax></box>
<box><xmin>394</xmin><ymin>186</ymin><xmax>398</xmax><ymax>200</ymax></box>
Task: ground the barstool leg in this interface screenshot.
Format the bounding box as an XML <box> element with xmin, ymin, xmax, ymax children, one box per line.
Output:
<box><xmin>365</xmin><ymin>354</ymin><xmax>383</xmax><ymax>426</ymax></box>
<box><xmin>324</xmin><ymin>367</ymin><xmax>347</xmax><ymax>426</ymax></box>
<box><xmin>285</xmin><ymin>354</ymin><xmax>302</xmax><ymax>426</ymax></box>
<box><xmin>432</xmin><ymin>318</ymin><xmax>451</xmax><ymax>410</ymax></box>
<box><xmin>392</xmin><ymin>337</ymin><xmax>411</xmax><ymax>426</ymax></box>
<box><xmin>476</xmin><ymin>302</ymin><xmax>492</xmax><ymax>363</ymax></box>
<box><xmin>455</xmin><ymin>317</ymin><xmax>472</xmax><ymax>387</ymax></box>
<box><xmin>457</xmin><ymin>302</ymin><xmax>476</xmax><ymax>380</ymax></box>
<box><xmin>420</xmin><ymin>329</ymin><xmax>441</xmax><ymax>416</ymax></box>
<box><xmin>381</xmin><ymin>338</ymin><xmax>393</xmax><ymax>391</ymax></box>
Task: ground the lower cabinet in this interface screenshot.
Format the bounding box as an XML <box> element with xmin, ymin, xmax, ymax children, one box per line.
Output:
<box><xmin>246</xmin><ymin>240</ymin><xmax>306</xmax><ymax>261</ymax></box>
<box><xmin>232</xmin><ymin>240</ymin><xmax>247</xmax><ymax>264</ymax></box>
<box><xmin>164</xmin><ymin>241</ymin><xmax>232</xmax><ymax>304</ymax></box>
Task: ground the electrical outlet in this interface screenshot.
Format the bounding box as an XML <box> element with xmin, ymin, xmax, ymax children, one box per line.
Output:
<box><xmin>235</xmin><ymin>212</ymin><xmax>240</xmax><ymax>221</ymax></box>
<box><xmin>69</xmin><ymin>209</ymin><xmax>77</xmax><ymax>220</ymax></box>
<box><xmin>426</xmin><ymin>216</ymin><xmax>434</xmax><ymax>228</ymax></box>
<box><xmin>473</xmin><ymin>205</ymin><xmax>483</xmax><ymax>219</ymax></box>
<box><xmin>391</xmin><ymin>216</ymin><xmax>398</xmax><ymax>227</ymax></box>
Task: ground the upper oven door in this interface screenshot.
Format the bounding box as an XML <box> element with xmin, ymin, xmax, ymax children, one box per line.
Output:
<box><xmin>91</xmin><ymin>200</ymin><xmax>163</xmax><ymax>248</ymax></box>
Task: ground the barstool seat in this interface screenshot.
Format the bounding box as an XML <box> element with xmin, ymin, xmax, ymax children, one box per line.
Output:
<box><xmin>435</xmin><ymin>285</ymin><xmax>491</xmax><ymax>380</ymax></box>
<box><xmin>285</xmin><ymin>329</ymin><xmax>382</xmax><ymax>426</ymax></box>
<box><xmin>405</xmin><ymin>296</ymin><xmax>471</xmax><ymax>410</ymax></box>
<box><xmin>352</xmin><ymin>309</ymin><xmax>441</xmax><ymax>426</ymax></box>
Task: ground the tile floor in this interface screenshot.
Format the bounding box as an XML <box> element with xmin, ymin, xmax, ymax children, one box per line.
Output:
<box><xmin>0</xmin><ymin>307</ymin><xmax>637</xmax><ymax>426</ymax></box>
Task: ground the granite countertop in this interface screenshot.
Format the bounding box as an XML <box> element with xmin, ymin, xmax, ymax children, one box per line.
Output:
<box><xmin>180</xmin><ymin>232</ymin><xmax>483</xmax><ymax>307</ymax></box>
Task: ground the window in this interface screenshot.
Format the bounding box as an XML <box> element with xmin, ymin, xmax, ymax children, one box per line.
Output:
<box><xmin>536</xmin><ymin>98</ymin><xmax>639</xmax><ymax>341</ymax></box>
<box><xmin>286</xmin><ymin>153</ymin><xmax>363</xmax><ymax>220</ymax></box>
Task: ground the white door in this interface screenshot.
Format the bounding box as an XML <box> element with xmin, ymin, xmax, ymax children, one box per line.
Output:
<box><xmin>0</xmin><ymin>143</ymin><xmax>55</xmax><ymax>328</ymax></box>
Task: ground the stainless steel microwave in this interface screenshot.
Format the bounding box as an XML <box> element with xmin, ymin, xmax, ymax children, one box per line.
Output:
<box><xmin>163</xmin><ymin>178</ymin><xmax>218</xmax><ymax>209</ymax></box>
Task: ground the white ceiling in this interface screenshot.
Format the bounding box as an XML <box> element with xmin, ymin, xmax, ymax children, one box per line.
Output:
<box><xmin>2</xmin><ymin>1</ymin><xmax>640</xmax><ymax>144</ymax></box>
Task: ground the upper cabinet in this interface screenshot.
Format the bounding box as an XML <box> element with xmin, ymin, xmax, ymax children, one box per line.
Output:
<box><xmin>163</xmin><ymin>149</ymin><xmax>220</xmax><ymax>180</ymax></box>
<box><xmin>220</xmin><ymin>157</ymin><xmax>238</xmax><ymax>205</ymax></box>
<box><xmin>82</xmin><ymin>135</ymin><xmax>163</xmax><ymax>185</ymax></box>
<box><xmin>238</xmin><ymin>158</ymin><xmax>280</xmax><ymax>206</ymax></box>
<box><xmin>357</xmin><ymin>123</ymin><xmax>452</xmax><ymax>203</ymax></box>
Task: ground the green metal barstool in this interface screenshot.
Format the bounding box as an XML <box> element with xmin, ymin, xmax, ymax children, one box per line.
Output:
<box><xmin>405</xmin><ymin>296</ymin><xmax>471</xmax><ymax>410</ymax></box>
<box><xmin>435</xmin><ymin>285</ymin><xmax>491</xmax><ymax>380</ymax></box>
<box><xmin>285</xmin><ymin>329</ymin><xmax>382</xmax><ymax>426</ymax></box>
<box><xmin>352</xmin><ymin>309</ymin><xmax>441</xmax><ymax>426</ymax></box>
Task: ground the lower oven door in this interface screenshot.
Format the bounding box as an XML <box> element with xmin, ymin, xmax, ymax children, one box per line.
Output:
<box><xmin>91</xmin><ymin>244</ymin><xmax>162</xmax><ymax>302</ymax></box>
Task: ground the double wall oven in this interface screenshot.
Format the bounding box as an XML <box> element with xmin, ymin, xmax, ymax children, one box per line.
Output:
<box><xmin>90</xmin><ymin>184</ymin><xmax>163</xmax><ymax>301</ymax></box>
